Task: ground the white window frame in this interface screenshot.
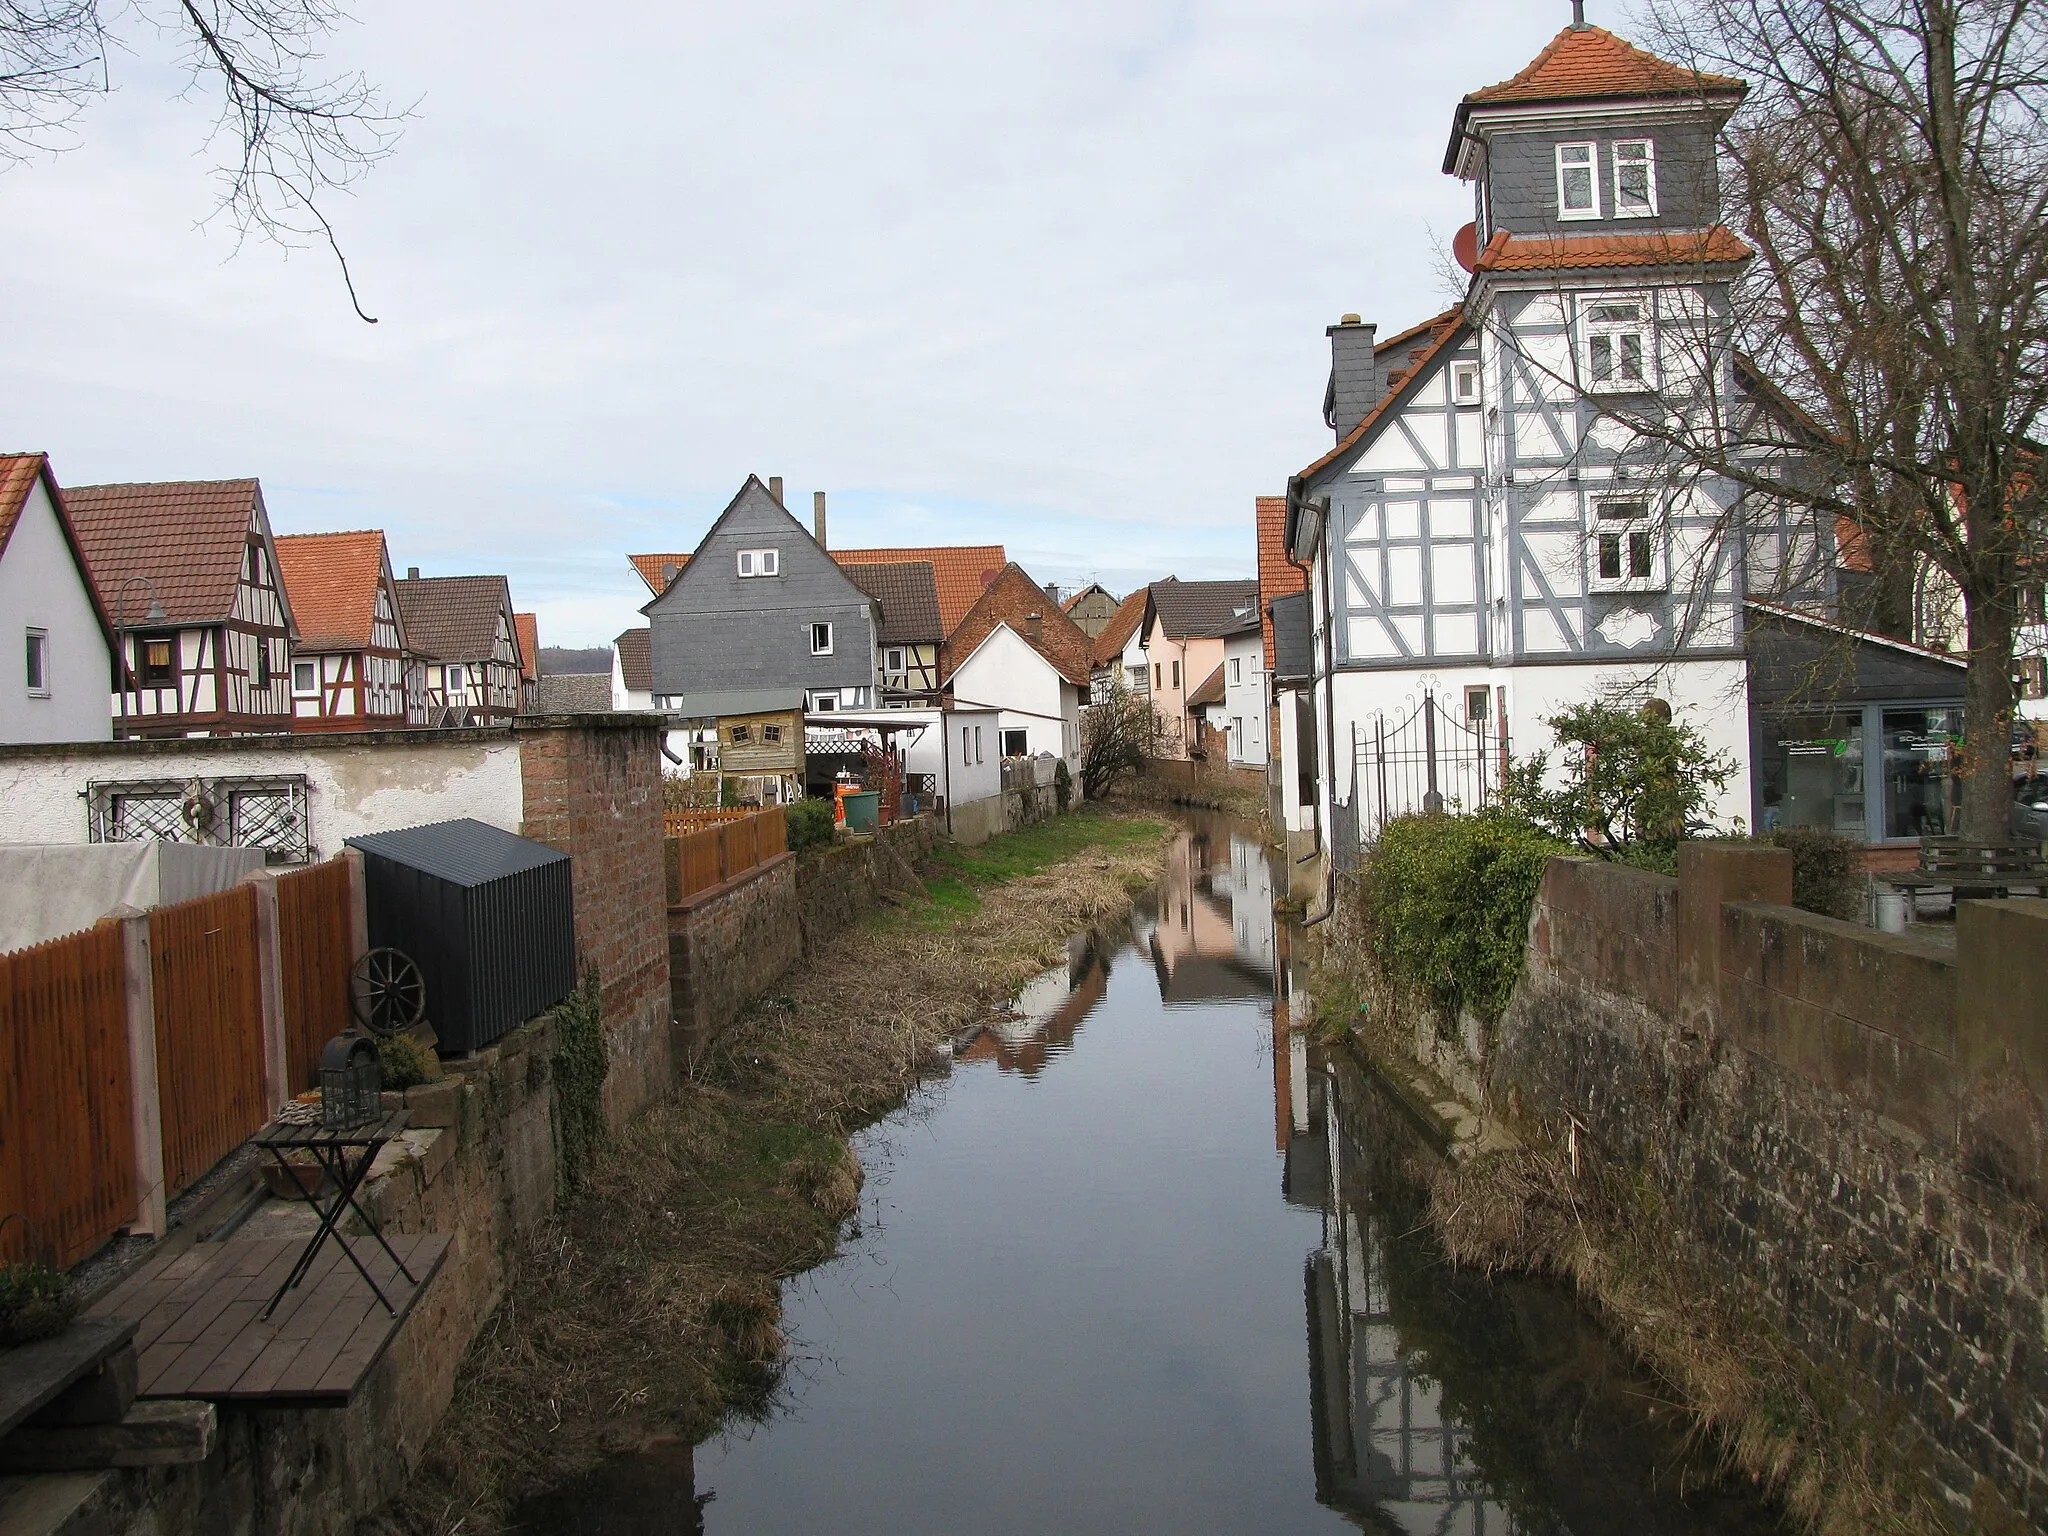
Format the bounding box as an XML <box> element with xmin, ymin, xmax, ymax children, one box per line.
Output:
<box><xmin>962</xmin><ymin>727</ymin><xmax>971</xmax><ymax>767</ymax></box>
<box><xmin>737</xmin><ymin>548</ymin><xmax>780</xmax><ymax>578</ymax></box>
<box><xmin>810</xmin><ymin>621</ymin><xmax>834</xmax><ymax>656</ymax></box>
<box><xmin>1612</xmin><ymin>139</ymin><xmax>1658</xmax><ymax>218</ymax></box>
<box><xmin>974</xmin><ymin>725</ymin><xmax>984</xmax><ymax>763</ymax></box>
<box><xmin>444</xmin><ymin>663</ymin><xmax>467</xmax><ymax>694</ymax></box>
<box><xmin>1452</xmin><ymin>361</ymin><xmax>1481</xmax><ymax>404</ymax></box>
<box><xmin>808</xmin><ymin>691</ymin><xmax>837</xmax><ymax>712</ymax></box>
<box><xmin>292</xmin><ymin>660</ymin><xmax>317</xmax><ymax>695</ymax></box>
<box><xmin>1581</xmin><ymin>293</ymin><xmax>1654</xmax><ymax>392</ymax></box>
<box><xmin>25</xmin><ymin>628</ymin><xmax>48</xmax><ymax>697</ymax></box>
<box><xmin>885</xmin><ymin>647</ymin><xmax>904</xmax><ymax>673</ymax></box>
<box><xmin>1588</xmin><ymin>495</ymin><xmax>1666</xmax><ymax>593</ymax></box>
<box><xmin>1556</xmin><ymin>142</ymin><xmax>1600</xmax><ymax>220</ymax></box>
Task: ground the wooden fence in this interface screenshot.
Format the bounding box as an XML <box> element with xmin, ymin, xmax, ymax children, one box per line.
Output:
<box><xmin>0</xmin><ymin>925</ymin><xmax>138</xmax><ymax>1267</ymax></box>
<box><xmin>663</xmin><ymin>806</ymin><xmax>760</xmax><ymax>838</ymax></box>
<box><xmin>667</xmin><ymin>806</ymin><xmax>789</xmax><ymax>902</ymax></box>
<box><xmin>150</xmin><ymin>885</ymin><xmax>270</xmax><ymax>1198</ymax></box>
<box><xmin>277</xmin><ymin>859</ymin><xmax>356</xmax><ymax>1091</ymax></box>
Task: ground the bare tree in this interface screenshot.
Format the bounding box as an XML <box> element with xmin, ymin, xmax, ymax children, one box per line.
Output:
<box><xmin>2</xmin><ymin>0</ymin><xmax>403</xmax><ymax>319</ymax></box>
<box><xmin>1585</xmin><ymin>0</ymin><xmax>2048</xmax><ymax>841</ymax></box>
<box><xmin>1078</xmin><ymin>672</ymin><xmax>1161</xmax><ymax>800</ymax></box>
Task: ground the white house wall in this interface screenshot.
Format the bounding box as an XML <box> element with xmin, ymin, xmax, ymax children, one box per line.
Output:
<box><xmin>0</xmin><ymin>476</ymin><xmax>111</xmax><ymax>743</ymax></box>
<box><xmin>949</xmin><ymin>626</ymin><xmax>1081</xmax><ymax>769</ymax></box>
<box><xmin>1222</xmin><ymin>630</ymin><xmax>1268</xmax><ymax>767</ymax></box>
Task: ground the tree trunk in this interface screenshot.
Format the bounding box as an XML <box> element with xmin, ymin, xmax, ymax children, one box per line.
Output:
<box><xmin>1961</xmin><ymin>585</ymin><xmax>2017</xmax><ymax>842</ymax></box>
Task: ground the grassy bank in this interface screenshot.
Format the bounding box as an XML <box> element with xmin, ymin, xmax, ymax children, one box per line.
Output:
<box><xmin>377</xmin><ymin>808</ymin><xmax>1170</xmax><ymax>1536</ymax></box>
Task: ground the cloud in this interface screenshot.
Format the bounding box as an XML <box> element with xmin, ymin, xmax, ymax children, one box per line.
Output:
<box><xmin>1</xmin><ymin>0</ymin><xmax>1555</xmax><ymax>643</ymax></box>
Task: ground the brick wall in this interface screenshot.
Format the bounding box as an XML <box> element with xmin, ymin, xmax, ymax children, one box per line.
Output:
<box><xmin>517</xmin><ymin>717</ymin><xmax>671</xmax><ymax>1126</ymax></box>
<box><xmin>667</xmin><ymin>854</ymin><xmax>802</xmax><ymax>1067</ymax></box>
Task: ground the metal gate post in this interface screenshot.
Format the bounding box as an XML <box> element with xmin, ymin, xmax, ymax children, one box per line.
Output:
<box><xmin>1374</xmin><ymin>715</ymin><xmax>1388</xmax><ymax>833</ymax></box>
<box><xmin>1422</xmin><ymin>692</ymin><xmax>1443</xmax><ymax>814</ymax></box>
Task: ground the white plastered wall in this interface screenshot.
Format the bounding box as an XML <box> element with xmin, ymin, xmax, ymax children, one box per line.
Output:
<box><xmin>0</xmin><ymin>477</ymin><xmax>112</xmax><ymax>743</ymax></box>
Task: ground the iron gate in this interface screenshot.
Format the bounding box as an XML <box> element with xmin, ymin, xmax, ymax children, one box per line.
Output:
<box><xmin>1351</xmin><ymin>691</ymin><xmax>1509</xmax><ymax>844</ymax></box>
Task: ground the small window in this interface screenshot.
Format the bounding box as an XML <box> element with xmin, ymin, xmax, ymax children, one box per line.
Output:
<box><xmin>1584</xmin><ymin>298</ymin><xmax>1651</xmax><ymax>391</ymax></box>
<box><xmin>885</xmin><ymin>647</ymin><xmax>904</xmax><ymax>673</ymax></box>
<box><xmin>246</xmin><ymin>543</ymin><xmax>263</xmax><ymax>583</ymax></box>
<box><xmin>737</xmin><ymin>548</ymin><xmax>780</xmax><ymax>578</ymax></box>
<box><xmin>25</xmin><ymin>629</ymin><xmax>48</xmax><ymax>696</ymax></box>
<box><xmin>810</xmin><ymin>622</ymin><xmax>833</xmax><ymax>656</ymax></box>
<box><xmin>1452</xmin><ymin>361</ymin><xmax>1481</xmax><ymax>404</ymax></box>
<box><xmin>139</xmin><ymin>636</ymin><xmax>175</xmax><ymax>686</ymax></box>
<box><xmin>1229</xmin><ymin>657</ymin><xmax>1241</xmax><ymax>685</ymax></box>
<box><xmin>1464</xmin><ymin>685</ymin><xmax>1490</xmax><ymax>724</ymax></box>
<box><xmin>1153</xmin><ymin>663</ymin><xmax>1162</xmax><ymax>689</ymax></box>
<box><xmin>444</xmin><ymin>663</ymin><xmax>466</xmax><ymax>693</ymax></box>
<box><xmin>810</xmin><ymin>693</ymin><xmax>837</xmax><ymax>712</ymax></box>
<box><xmin>293</xmin><ymin>660</ymin><xmax>316</xmax><ymax>694</ymax></box>
<box><xmin>962</xmin><ymin>727</ymin><xmax>972</xmax><ymax>766</ymax></box>
<box><xmin>1171</xmin><ymin>660</ymin><xmax>1181</xmax><ymax>690</ymax></box>
<box><xmin>255</xmin><ymin>643</ymin><xmax>272</xmax><ymax>689</ymax></box>
<box><xmin>1557</xmin><ymin>142</ymin><xmax>1599</xmax><ymax>219</ymax></box>
<box><xmin>764</xmin><ymin>723</ymin><xmax>782</xmax><ymax>744</ymax></box>
<box><xmin>1129</xmin><ymin>664</ymin><xmax>1147</xmax><ymax>688</ymax></box>
<box><xmin>1613</xmin><ymin>140</ymin><xmax>1657</xmax><ymax>217</ymax></box>
<box><xmin>730</xmin><ymin>723</ymin><xmax>752</xmax><ymax>743</ymax></box>
<box><xmin>974</xmin><ymin>725</ymin><xmax>984</xmax><ymax>763</ymax></box>
<box><xmin>1002</xmin><ymin>728</ymin><xmax>1028</xmax><ymax>757</ymax></box>
<box><xmin>1593</xmin><ymin>499</ymin><xmax>1658</xmax><ymax>586</ymax></box>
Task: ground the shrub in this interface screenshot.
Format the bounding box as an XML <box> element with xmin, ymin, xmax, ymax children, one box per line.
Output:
<box><xmin>1766</xmin><ymin>826</ymin><xmax>1866</xmax><ymax>922</ymax></box>
<box><xmin>1358</xmin><ymin>812</ymin><xmax>1568</xmax><ymax>1022</ymax></box>
<box><xmin>377</xmin><ymin>1032</ymin><xmax>440</xmax><ymax>1090</ymax></box>
<box><xmin>786</xmin><ymin>797</ymin><xmax>836</xmax><ymax>853</ymax></box>
<box><xmin>1054</xmin><ymin>758</ymin><xmax>1072</xmax><ymax>812</ymax></box>
<box><xmin>0</xmin><ymin>1259</ymin><xmax>74</xmax><ymax>1346</ymax></box>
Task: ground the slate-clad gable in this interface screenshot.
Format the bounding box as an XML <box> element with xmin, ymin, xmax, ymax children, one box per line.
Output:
<box><xmin>645</xmin><ymin>476</ymin><xmax>879</xmax><ymax>716</ymax></box>
<box><xmin>1482</xmin><ymin>119</ymin><xmax>1722</xmax><ymax>233</ymax></box>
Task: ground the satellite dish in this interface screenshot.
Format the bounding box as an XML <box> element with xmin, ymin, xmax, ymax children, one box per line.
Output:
<box><xmin>1453</xmin><ymin>223</ymin><xmax>1480</xmax><ymax>275</ymax></box>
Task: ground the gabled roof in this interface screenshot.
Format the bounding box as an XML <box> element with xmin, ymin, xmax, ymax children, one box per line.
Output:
<box><xmin>1060</xmin><ymin>581</ymin><xmax>1112</xmax><ymax>613</ymax></box>
<box><xmin>1090</xmin><ymin>586</ymin><xmax>1152</xmax><ymax>669</ymax></box>
<box><xmin>1447</xmin><ymin>23</ymin><xmax>1745</xmax><ymax>171</ymax></box>
<box><xmin>394</xmin><ymin>574</ymin><xmax>513</xmax><ymax>662</ymax></box>
<box><xmin>0</xmin><ymin>453</ymin><xmax>114</xmax><ymax>645</ymax></box>
<box><xmin>840</xmin><ymin>560</ymin><xmax>943</xmax><ymax>644</ymax></box>
<box><xmin>944</xmin><ymin>562</ymin><xmax>1094</xmax><ymax>687</ymax></box>
<box><xmin>1146</xmin><ymin>579</ymin><xmax>1262</xmax><ymax>642</ymax></box>
<box><xmin>64</xmin><ymin>478</ymin><xmax>289</xmax><ymax>632</ymax></box>
<box><xmin>1186</xmin><ymin>664</ymin><xmax>1226</xmax><ymax>707</ymax></box>
<box><xmin>515</xmin><ymin>614</ymin><xmax>539</xmax><ymax>681</ymax></box>
<box><xmin>1296</xmin><ymin>313</ymin><xmax>1469</xmax><ymax>487</ymax></box>
<box><xmin>1474</xmin><ymin>226</ymin><xmax>1752</xmax><ymax>272</ymax></box>
<box><xmin>615</xmin><ymin>627</ymin><xmax>651</xmax><ymax>694</ymax></box>
<box><xmin>629</xmin><ymin>541</ymin><xmax>1006</xmax><ymax>631</ymax></box>
<box><xmin>274</xmin><ymin>531</ymin><xmax>395</xmax><ymax>653</ymax></box>
<box><xmin>629</xmin><ymin>552</ymin><xmax>692</xmax><ymax>594</ymax></box>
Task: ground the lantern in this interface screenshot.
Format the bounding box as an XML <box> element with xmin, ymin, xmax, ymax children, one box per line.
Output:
<box><xmin>319</xmin><ymin>1034</ymin><xmax>382</xmax><ymax>1129</ymax></box>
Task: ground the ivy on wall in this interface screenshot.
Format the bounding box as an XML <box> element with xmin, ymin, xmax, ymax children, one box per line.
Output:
<box><xmin>551</xmin><ymin>968</ymin><xmax>608</xmax><ymax>1194</ymax></box>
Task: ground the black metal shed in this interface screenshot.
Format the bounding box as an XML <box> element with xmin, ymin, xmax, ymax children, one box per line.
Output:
<box><xmin>345</xmin><ymin>819</ymin><xmax>576</xmax><ymax>1054</ymax></box>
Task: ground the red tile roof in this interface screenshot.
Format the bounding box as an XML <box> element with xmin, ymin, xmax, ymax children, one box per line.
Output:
<box><xmin>274</xmin><ymin>531</ymin><xmax>391</xmax><ymax>652</ymax></box>
<box><xmin>1256</xmin><ymin>495</ymin><xmax>1307</xmax><ymax>673</ymax></box>
<box><xmin>1296</xmin><ymin>314</ymin><xmax>1469</xmax><ymax>485</ymax></box>
<box><xmin>1466</xmin><ymin>24</ymin><xmax>1744</xmax><ymax>107</ymax></box>
<box><xmin>1474</xmin><ymin>226</ymin><xmax>1752</xmax><ymax>272</ymax></box>
<box><xmin>64</xmin><ymin>479</ymin><xmax>282</xmax><ymax>630</ymax></box>
<box><xmin>0</xmin><ymin>453</ymin><xmax>114</xmax><ymax>642</ymax></box>
<box><xmin>943</xmin><ymin>563</ymin><xmax>1094</xmax><ymax>687</ymax></box>
<box><xmin>514</xmin><ymin>613</ymin><xmax>539</xmax><ymax>680</ymax></box>
<box><xmin>631</xmin><ymin>543</ymin><xmax>1007</xmax><ymax>632</ymax></box>
<box><xmin>1090</xmin><ymin>587</ymin><xmax>1151</xmax><ymax>669</ymax></box>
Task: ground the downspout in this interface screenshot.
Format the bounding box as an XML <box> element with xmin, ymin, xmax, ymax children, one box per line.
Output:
<box><xmin>1287</xmin><ymin>480</ymin><xmax>1343</xmax><ymax>927</ymax></box>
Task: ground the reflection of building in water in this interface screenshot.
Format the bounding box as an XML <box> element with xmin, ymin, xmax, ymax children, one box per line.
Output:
<box><xmin>1300</xmin><ymin>1055</ymin><xmax>1523</xmax><ymax>1534</ymax></box>
<box><xmin>1146</xmin><ymin>825</ymin><xmax>1275</xmax><ymax>1004</ymax></box>
<box><xmin>961</xmin><ymin>946</ymin><xmax>1110</xmax><ymax>1077</ymax></box>
<box><xmin>1272</xmin><ymin>920</ymin><xmax>1327</xmax><ymax>1209</ymax></box>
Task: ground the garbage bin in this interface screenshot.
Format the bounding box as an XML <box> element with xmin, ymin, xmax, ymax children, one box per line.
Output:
<box><xmin>842</xmin><ymin>790</ymin><xmax>880</xmax><ymax>833</ymax></box>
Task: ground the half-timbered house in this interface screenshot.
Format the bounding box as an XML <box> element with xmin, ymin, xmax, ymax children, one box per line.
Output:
<box><xmin>393</xmin><ymin>571</ymin><xmax>524</xmax><ymax>726</ymax></box>
<box><xmin>841</xmin><ymin>560</ymin><xmax>943</xmax><ymax>703</ymax></box>
<box><xmin>1283</xmin><ymin>16</ymin><xmax>1822</xmax><ymax>871</ymax></box>
<box><xmin>65</xmin><ymin>479</ymin><xmax>296</xmax><ymax>738</ymax></box>
<box><xmin>272</xmin><ymin>531</ymin><xmax>421</xmax><ymax>733</ymax></box>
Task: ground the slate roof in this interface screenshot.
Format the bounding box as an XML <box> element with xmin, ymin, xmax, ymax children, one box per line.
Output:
<box><xmin>1256</xmin><ymin>495</ymin><xmax>1307</xmax><ymax>674</ymax></box>
<box><xmin>64</xmin><ymin>479</ymin><xmax>282</xmax><ymax>630</ymax></box>
<box><xmin>1269</xmin><ymin>593</ymin><xmax>1312</xmax><ymax>684</ymax></box>
<box><xmin>1187</xmin><ymin>664</ymin><xmax>1226</xmax><ymax>708</ymax></box>
<box><xmin>534</xmin><ymin>673</ymin><xmax>613</xmax><ymax>713</ymax></box>
<box><xmin>273</xmin><ymin>531</ymin><xmax>391</xmax><ymax>652</ymax></box>
<box><xmin>394</xmin><ymin>574</ymin><xmax>512</xmax><ymax>662</ymax></box>
<box><xmin>1090</xmin><ymin>587</ymin><xmax>1152</xmax><ymax>669</ymax></box>
<box><xmin>1147</xmin><ymin>579</ymin><xmax>1262</xmax><ymax>641</ymax></box>
<box><xmin>0</xmin><ymin>453</ymin><xmax>114</xmax><ymax>640</ymax></box>
<box><xmin>629</xmin><ymin>543</ymin><xmax>1006</xmax><ymax>632</ymax></box>
<box><xmin>1474</xmin><ymin>226</ymin><xmax>1752</xmax><ymax>272</ymax></box>
<box><xmin>944</xmin><ymin>563</ymin><xmax>1094</xmax><ymax>687</ymax></box>
<box><xmin>515</xmin><ymin>614</ymin><xmax>539</xmax><ymax>681</ymax></box>
<box><xmin>840</xmin><ymin>560</ymin><xmax>943</xmax><ymax>644</ymax></box>
<box><xmin>614</xmin><ymin>627</ymin><xmax>651</xmax><ymax>694</ymax></box>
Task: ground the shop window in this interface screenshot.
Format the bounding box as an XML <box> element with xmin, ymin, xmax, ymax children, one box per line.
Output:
<box><xmin>1882</xmin><ymin>708</ymin><xmax>1963</xmax><ymax>839</ymax></box>
<box><xmin>1758</xmin><ymin>714</ymin><xmax>1867</xmax><ymax>837</ymax></box>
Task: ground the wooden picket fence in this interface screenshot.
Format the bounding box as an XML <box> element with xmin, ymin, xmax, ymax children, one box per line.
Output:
<box><xmin>0</xmin><ymin>925</ymin><xmax>138</xmax><ymax>1267</ymax></box>
<box><xmin>150</xmin><ymin>885</ymin><xmax>271</xmax><ymax>1199</ymax></box>
<box><xmin>667</xmin><ymin>806</ymin><xmax>789</xmax><ymax>902</ymax></box>
<box><xmin>277</xmin><ymin>859</ymin><xmax>356</xmax><ymax>1091</ymax></box>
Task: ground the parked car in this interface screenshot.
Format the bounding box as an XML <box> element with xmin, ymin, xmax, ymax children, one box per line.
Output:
<box><xmin>2014</xmin><ymin>778</ymin><xmax>2048</xmax><ymax>843</ymax></box>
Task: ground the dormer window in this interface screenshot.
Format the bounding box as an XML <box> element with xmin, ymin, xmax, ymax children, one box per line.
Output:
<box><xmin>737</xmin><ymin>548</ymin><xmax>780</xmax><ymax>578</ymax></box>
<box><xmin>1613</xmin><ymin>140</ymin><xmax>1657</xmax><ymax>217</ymax></box>
<box><xmin>1556</xmin><ymin>143</ymin><xmax>1599</xmax><ymax>220</ymax></box>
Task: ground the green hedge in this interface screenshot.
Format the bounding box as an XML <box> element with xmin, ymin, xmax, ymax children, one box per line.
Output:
<box><xmin>1358</xmin><ymin>813</ymin><xmax>1567</xmax><ymax>1023</ymax></box>
<box><xmin>786</xmin><ymin>797</ymin><xmax>836</xmax><ymax>853</ymax></box>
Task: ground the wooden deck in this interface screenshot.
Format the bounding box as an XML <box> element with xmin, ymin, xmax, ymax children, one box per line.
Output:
<box><xmin>86</xmin><ymin>1234</ymin><xmax>450</xmax><ymax>1404</ymax></box>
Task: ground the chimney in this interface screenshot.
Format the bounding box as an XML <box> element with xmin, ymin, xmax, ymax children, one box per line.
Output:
<box><xmin>407</xmin><ymin>566</ymin><xmax>420</xmax><ymax>580</ymax></box>
<box><xmin>1571</xmin><ymin>0</ymin><xmax>1588</xmax><ymax>27</ymax></box>
<box><xmin>813</xmin><ymin>490</ymin><xmax>827</xmax><ymax>548</ymax></box>
<box><xmin>1326</xmin><ymin>315</ymin><xmax>1380</xmax><ymax>439</ymax></box>
<box><xmin>769</xmin><ymin>475</ymin><xmax>784</xmax><ymax>504</ymax></box>
<box><xmin>1044</xmin><ymin>583</ymin><xmax>1063</xmax><ymax>606</ymax></box>
<box><xmin>1026</xmin><ymin>611</ymin><xmax>1043</xmax><ymax>644</ymax></box>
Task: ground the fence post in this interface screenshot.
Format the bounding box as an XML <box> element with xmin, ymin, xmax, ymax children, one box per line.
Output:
<box><xmin>103</xmin><ymin>906</ymin><xmax>166</xmax><ymax>1239</ymax></box>
<box><xmin>242</xmin><ymin>868</ymin><xmax>290</xmax><ymax>1117</ymax></box>
<box><xmin>341</xmin><ymin>847</ymin><xmax>369</xmax><ymax>964</ymax></box>
<box><xmin>1422</xmin><ymin>692</ymin><xmax>1443</xmax><ymax>814</ymax></box>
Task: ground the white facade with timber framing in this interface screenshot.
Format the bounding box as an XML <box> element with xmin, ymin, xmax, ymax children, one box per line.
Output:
<box><xmin>273</xmin><ymin>531</ymin><xmax>427</xmax><ymax>733</ymax></box>
<box><xmin>1284</xmin><ymin>17</ymin><xmax>1825</xmax><ymax>874</ymax></box>
<box><xmin>394</xmin><ymin>571</ymin><xmax>524</xmax><ymax>727</ymax></box>
<box><xmin>64</xmin><ymin>479</ymin><xmax>297</xmax><ymax>739</ymax></box>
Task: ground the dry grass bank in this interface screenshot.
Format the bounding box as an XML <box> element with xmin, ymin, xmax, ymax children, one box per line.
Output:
<box><xmin>374</xmin><ymin>811</ymin><xmax>1170</xmax><ymax>1536</ymax></box>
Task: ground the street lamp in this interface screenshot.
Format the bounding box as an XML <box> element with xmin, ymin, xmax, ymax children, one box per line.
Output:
<box><xmin>114</xmin><ymin>576</ymin><xmax>166</xmax><ymax>737</ymax></box>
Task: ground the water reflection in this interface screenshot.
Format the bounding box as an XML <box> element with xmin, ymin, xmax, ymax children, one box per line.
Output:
<box><xmin>1140</xmin><ymin>820</ymin><xmax>1276</xmax><ymax>1005</ymax></box>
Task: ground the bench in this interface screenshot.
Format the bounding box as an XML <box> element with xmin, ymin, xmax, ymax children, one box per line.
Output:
<box><xmin>1879</xmin><ymin>837</ymin><xmax>2048</xmax><ymax>917</ymax></box>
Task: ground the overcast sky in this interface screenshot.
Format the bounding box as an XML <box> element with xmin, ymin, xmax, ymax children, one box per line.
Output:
<box><xmin>3</xmin><ymin>1</ymin><xmax>1589</xmax><ymax>647</ymax></box>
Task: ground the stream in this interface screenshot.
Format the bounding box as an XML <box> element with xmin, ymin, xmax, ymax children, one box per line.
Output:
<box><xmin>520</xmin><ymin>812</ymin><xmax>1788</xmax><ymax>1535</ymax></box>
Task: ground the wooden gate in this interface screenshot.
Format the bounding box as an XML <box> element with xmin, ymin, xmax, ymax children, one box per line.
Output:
<box><xmin>0</xmin><ymin>925</ymin><xmax>138</xmax><ymax>1266</ymax></box>
<box><xmin>150</xmin><ymin>885</ymin><xmax>269</xmax><ymax>1196</ymax></box>
<box><xmin>277</xmin><ymin>860</ymin><xmax>356</xmax><ymax>1091</ymax></box>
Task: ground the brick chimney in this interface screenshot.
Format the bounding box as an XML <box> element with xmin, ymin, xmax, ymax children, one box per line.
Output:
<box><xmin>768</xmin><ymin>476</ymin><xmax>784</xmax><ymax>504</ymax></box>
<box><xmin>813</xmin><ymin>490</ymin><xmax>827</xmax><ymax>548</ymax></box>
<box><xmin>1326</xmin><ymin>315</ymin><xmax>1380</xmax><ymax>439</ymax></box>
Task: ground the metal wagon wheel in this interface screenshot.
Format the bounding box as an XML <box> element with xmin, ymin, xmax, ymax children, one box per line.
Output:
<box><xmin>349</xmin><ymin>947</ymin><xmax>427</xmax><ymax>1038</ymax></box>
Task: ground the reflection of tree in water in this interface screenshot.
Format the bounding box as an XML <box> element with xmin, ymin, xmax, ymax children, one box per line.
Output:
<box><xmin>1302</xmin><ymin>1048</ymin><xmax>1786</xmax><ymax>1536</ymax></box>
